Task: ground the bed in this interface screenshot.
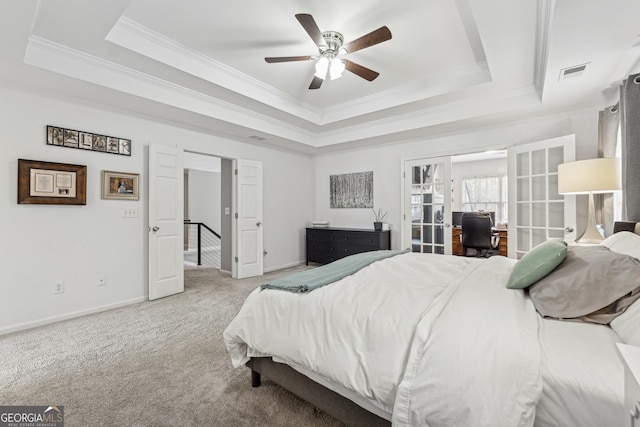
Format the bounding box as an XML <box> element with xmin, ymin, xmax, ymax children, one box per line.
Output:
<box><xmin>224</xmin><ymin>222</ymin><xmax>640</xmax><ymax>426</ymax></box>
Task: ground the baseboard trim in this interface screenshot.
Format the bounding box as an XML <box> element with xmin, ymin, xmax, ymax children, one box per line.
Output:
<box><xmin>0</xmin><ymin>296</ymin><xmax>147</xmax><ymax>336</ymax></box>
<box><xmin>264</xmin><ymin>260</ymin><xmax>306</xmax><ymax>273</ymax></box>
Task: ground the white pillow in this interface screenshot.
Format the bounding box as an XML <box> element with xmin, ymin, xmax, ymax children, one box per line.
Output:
<box><xmin>611</xmin><ymin>297</ymin><xmax>640</xmax><ymax>346</ymax></box>
<box><xmin>604</xmin><ymin>231</ymin><xmax>640</xmax><ymax>344</ymax></box>
<box><xmin>601</xmin><ymin>231</ymin><xmax>640</xmax><ymax>259</ymax></box>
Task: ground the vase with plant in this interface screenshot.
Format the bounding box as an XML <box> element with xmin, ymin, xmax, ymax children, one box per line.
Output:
<box><xmin>372</xmin><ymin>208</ymin><xmax>388</xmax><ymax>231</ymax></box>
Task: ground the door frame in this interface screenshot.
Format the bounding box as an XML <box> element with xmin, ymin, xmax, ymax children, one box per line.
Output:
<box><xmin>400</xmin><ymin>144</ymin><xmax>507</xmax><ymax>254</ymax></box>
<box><xmin>176</xmin><ymin>151</ymin><xmax>263</xmax><ymax>280</ymax></box>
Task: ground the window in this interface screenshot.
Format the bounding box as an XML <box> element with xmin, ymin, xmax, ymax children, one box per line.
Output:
<box><xmin>461</xmin><ymin>175</ymin><xmax>507</xmax><ymax>224</ymax></box>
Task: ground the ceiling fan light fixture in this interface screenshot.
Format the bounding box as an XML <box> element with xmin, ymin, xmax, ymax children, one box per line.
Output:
<box><xmin>329</xmin><ymin>59</ymin><xmax>345</xmax><ymax>80</ymax></box>
<box><xmin>265</xmin><ymin>14</ymin><xmax>392</xmax><ymax>89</ymax></box>
<box><xmin>314</xmin><ymin>56</ymin><xmax>329</xmax><ymax>79</ymax></box>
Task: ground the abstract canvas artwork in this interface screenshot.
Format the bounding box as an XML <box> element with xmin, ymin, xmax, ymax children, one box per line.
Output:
<box><xmin>330</xmin><ymin>171</ymin><xmax>373</xmax><ymax>208</ymax></box>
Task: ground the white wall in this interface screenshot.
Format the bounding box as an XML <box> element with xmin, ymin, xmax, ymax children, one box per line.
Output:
<box><xmin>312</xmin><ymin>111</ymin><xmax>599</xmax><ymax>250</ymax></box>
<box><xmin>0</xmin><ymin>85</ymin><xmax>313</xmax><ymax>334</ymax></box>
<box><xmin>0</xmin><ymin>81</ymin><xmax>602</xmax><ymax>334</ymax></box>
<box><xmin>188</xmin><ymin>169</ymin><xmax>221</xmax><ymax>233</ymax></box>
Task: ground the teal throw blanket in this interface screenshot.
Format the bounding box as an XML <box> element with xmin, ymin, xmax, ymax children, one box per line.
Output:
<box><xmin>261</xmin><ymin>248</ymin><xmax>409</xmax><ymax>293</ymax></box>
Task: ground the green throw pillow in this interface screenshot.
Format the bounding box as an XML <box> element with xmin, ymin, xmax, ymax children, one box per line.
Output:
<box><xmin>507</xmin><ymin>239</ymin><xmax>568</xmax><ymax>289</ymax></box>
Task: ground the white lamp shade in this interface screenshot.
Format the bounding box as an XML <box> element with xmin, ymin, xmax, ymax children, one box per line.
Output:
<box><xmin>314</xmin><ymin>56</ymin><xmax>329</xmax><ymax>79</ymax></box>
<box><xmin>557</xmin><ymin>158</ymin><xmax>621</xmax><ymax>194</ymax></box>
<box><xmin>329</xmin><ymin>59</ymin><xmax>345</xmax><ymax>80</ymax></box>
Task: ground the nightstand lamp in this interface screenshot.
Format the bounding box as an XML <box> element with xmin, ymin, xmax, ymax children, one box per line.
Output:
<box><xmin>558</xmin><ymin>158</ymin><xmax>621</xmax><ymax>244</ymax></box>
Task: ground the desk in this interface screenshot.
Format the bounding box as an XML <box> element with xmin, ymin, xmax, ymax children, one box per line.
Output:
<box><xmin>452</xmin><ymin>227</ymin><xmax>508</xmax><ymax>257</ymax></box>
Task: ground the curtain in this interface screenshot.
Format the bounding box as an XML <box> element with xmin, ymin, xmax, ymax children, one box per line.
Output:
<box><xmin>596</xmin><ymin>104</ymin><xmax>619</xmax><ymax>236</ymax></box>
<box><xmin>620</xmin><ymin>73</ymin><xmax>640</xmax><ymax>221</ymax></box>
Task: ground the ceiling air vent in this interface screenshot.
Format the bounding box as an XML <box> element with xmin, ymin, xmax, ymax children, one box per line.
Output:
<box><xmin>558</xmin><ymin>63</ymin><xmax>589</xmax><ymax>81</ymax></box>
<box><xmin>248</xmin><ymin>135</ymin><xmax>266</xmax><ymax>141</ymax></box>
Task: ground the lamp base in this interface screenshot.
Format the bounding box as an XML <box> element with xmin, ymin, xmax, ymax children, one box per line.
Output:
<box><xmin>574</xmin><ymin>192</ymin><xmax>604</xmax><ymax>244</ymax></box>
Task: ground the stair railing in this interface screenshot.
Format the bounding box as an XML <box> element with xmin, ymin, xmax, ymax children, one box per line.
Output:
<box><xmin>184</xmin><ymin>220</ymin><xmax>221</xmax><ymax>266</ymax></box>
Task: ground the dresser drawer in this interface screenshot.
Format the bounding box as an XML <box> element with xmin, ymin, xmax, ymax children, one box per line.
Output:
<box><xmin>305</xmin><ymin>228</ymin><xmax>391</xmax><ymax>265</ymax></box>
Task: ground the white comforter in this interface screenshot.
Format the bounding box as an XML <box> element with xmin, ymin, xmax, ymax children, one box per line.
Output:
<box><xmin>224</xmin><ymin>252</ymin><xmax>542</xmax><ymax>426</ymax></box>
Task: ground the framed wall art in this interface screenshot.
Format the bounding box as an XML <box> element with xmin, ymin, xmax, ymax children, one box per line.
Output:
<box><xmin>330</xmin><ymin>171</ymin><xmax>374</xmax><ymax>208</ymax></box>
<box><xmin>46</xmin><ymin>125</ymin><xmax>131</xmax><ymax>156</ymax></box>
<box><xmin>18</xmin><ymin>159</ymin><xmax>87</xmax><ymax>205</ymax></box>
<box><xmin>101</xmin><ymin>170</ymin><xmax>139</xmax><ymax>200</ymax></box>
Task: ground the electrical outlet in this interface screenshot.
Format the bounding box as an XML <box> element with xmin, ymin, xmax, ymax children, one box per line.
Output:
<box><xmin>122</xmin><ymin>207</ymin><xmax>138</xmax><ymax>218</ymax></box>
<box><xmin>98</xmin><ymin>275</ymin><xmax>107</xmax><ymax>287</ymax></box>
<box><xmin>54</xmin><ymin>281</ymin><xmax>65</xmax><ymax>294</ymax></box>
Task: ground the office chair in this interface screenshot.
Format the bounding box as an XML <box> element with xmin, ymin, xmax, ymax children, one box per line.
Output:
<box><xmin>461</xmin><ymin>212</ymin><xmax>500</xmax><ymax>257</ymax></box>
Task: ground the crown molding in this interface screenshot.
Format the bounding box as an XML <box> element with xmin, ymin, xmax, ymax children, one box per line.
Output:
<box><xmin>24</xmin><ymin>35</ymin><xmax>319</xmax><ymax>146</ymax></box>
<box><xmin>315</xmin><ymin>84</ymin><xmax>538</xmax><ymax>147</ymax></box>
<box><xmin>22</xmin><ymin>35</ymin><xmax>533</xmax><ymax>149</ymax></box>
<box><xmin>533</xmin><ymin>0</ymin><xmax>555</xmax><ymax>101</ymax></box>
<box><xmin>106</xmin><ymin>16</ymin><xmax>324</xmax><ymax>124</ymax></box>
<box><xmin>320</xmin><ymin>62</ymin><xmax>491</xmax><ymax>124</ymax></box>
<box><xmin>107</xmin><ymin>17</ymin><xmax>493</xmax><ymax>127</ymax></box>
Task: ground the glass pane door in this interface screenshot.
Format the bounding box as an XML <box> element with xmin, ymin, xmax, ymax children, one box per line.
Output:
<box><xmin>404</xmin><ymin>157</ymin><xmax>451</xmax><ymax>254</ymax></box>
<box><xmin>508</xmin><ymin>136</ymin><xmax>576</xmax><ymax>258</ymax></box>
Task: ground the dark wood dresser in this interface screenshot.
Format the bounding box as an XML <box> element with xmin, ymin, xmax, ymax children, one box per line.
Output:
<box><xmin>306</xmin><ymin>227</ymin><xmax>391</xmax><ymax>265</ymax></box>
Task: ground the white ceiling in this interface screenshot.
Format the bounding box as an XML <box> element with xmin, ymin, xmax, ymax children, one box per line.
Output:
<box><xmin>2</xmin><ymin>0</ymin><xmax>639</xmax><ymax>154</ymax></box>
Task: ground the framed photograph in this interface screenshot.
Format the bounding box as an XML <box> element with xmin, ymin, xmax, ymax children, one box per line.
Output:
<box><xmin>18</xmin><ymin>159</ymin><xmax>87</xmax><ymax>205</ymax></box>
<box><xmin>330</xmin><ymin>171</ymin><xmax>374</xmax><ymax>208</ymax></box>
<box><xmin>46</xmin><ymin>126</ymin><xmax>64</xmax><ymax>146</ymax></box>
<box><xmin>119</xmin><ymin>139</ymin><xmax>131</xmax><ymax>155</ymax></box>
<box><xmin>78</xmin><ymin>132</ymin><xmax>93</xmax><ymax>150</ymax></box>
<box><xmin>92</xmin><ymin>135</ymin><xmax>106</xmax><ymax>152</ymax></box>
<box><xmin>63</xmin><ymin>129</ymin><xmax>79</xmax><ymax>148</ymax></box>
<box><xmin>101</xmin><ymin>170</ymin><xmax>139</xmax><ymax>200</ymax></box>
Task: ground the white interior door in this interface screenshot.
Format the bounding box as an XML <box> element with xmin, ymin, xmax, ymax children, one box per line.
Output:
<box><xmin>507</xmin><ymin>135</ymin><xmax>576</xmax><ymax>258</ymax></box>
<box><xmin>403</xmin><ymin>157</ymin><xmax>452</xmax><ymax>254</ymax></box>
<box><xmin>236</xmin><ymin>159</ymin><xmax>263</xmax><ymax>279</ymax></box>
<box><xmin>148</xmin><ymin>143</ymin><xmax>184</xmax><ymax>300</ymax></box>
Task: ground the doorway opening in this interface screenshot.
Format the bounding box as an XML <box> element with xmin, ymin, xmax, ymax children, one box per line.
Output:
<box><xmin>183</xmin><ymin>151</ymin><xmax>234</xmax><ymax>274</ymax></box>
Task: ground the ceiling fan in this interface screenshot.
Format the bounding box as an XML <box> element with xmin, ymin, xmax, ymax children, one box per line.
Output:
<box><xmin>265</xmin><ymin>14</ymin><xmax>392</xmax><ymax>90</ymax></box>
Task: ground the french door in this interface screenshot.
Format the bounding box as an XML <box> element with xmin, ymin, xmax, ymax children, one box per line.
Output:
<box><xmin>507</xmin><ymin>135</ymin><xmax>576</xmax><ymax>258</ymax></box>
<box><xmin>403</xmin><ymin>157</ymin><xmax>452</xmax><ymax>255</ymax></box>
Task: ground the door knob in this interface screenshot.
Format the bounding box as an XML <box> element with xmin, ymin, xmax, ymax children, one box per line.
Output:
<box><xmin>256</xmin><ymin>221</ymin><xmax>262</xmax><ymax>227</ymax></box>
<box><xmin>152</xmin><ymin>226</ymin><xmax>160</xmax><ymax>232</ymax></box>
<box><xmin>565</xmin><ymin>226</ymin><xmax>574</xmax><ymax>233</ymax></box>
<box><xmin>444</xmin><ymin>223</ymin><xmax>451</xmax><ymax>228</ymax></box>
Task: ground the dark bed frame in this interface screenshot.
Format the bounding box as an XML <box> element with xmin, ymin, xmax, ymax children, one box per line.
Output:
<box><xmin>247</xmin><ymin>357</ymin><xmax>391</xmax><ymax>426</ymax></box>
<box><xmin>246</xmin><ymin>222</ymin><xmax>638</xmax><ymax>426</ymax></box>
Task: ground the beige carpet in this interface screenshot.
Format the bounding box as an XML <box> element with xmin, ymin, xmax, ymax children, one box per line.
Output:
<box><xmin>0</xmin><ymin>266</ymin><xmax>345</xmax><ymax>427</ymax></box>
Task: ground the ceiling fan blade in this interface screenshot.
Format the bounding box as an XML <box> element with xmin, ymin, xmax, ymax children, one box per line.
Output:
<box><xmin>295</xmin><ymin>13</ymin><xmax>325</xmax><ymax>48</ymax></box>
<box><xmin>343</xmin><ymin>26</ymin><xmax>392</xmax><ymax>54</ymax></box>
<box><xmin>309</xmin><ymin>76</ymin><xmax>323</xmax><ymax>90</ymax></box>
<box><xmin>265</xmin><ymin>55</ymin><xmax>313</xmax><ymax>63</ymax></box>
<box><xmin>345</xmin><ymin>60</ymin><xmax>379</xmax><ymax>81</ymax></box>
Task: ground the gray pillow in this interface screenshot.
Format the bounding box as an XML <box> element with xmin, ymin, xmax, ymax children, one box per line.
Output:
<box><xmin>528</xmin><ymin>246</ymin><xmax>640</xmax><ymax>324</ymax></box>
<box><xmin>506</xmin><ymin>239</ymin><xmax>568</xmax><ymax>289</ymax></box>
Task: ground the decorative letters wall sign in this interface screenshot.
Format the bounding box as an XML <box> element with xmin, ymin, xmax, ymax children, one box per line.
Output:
<box><xmin>330</xmin><ymin>171</ymin><xmax>373</xmax><ymax>208</ymax></box>
<box><xmin>46</xmin><ymin>125</ymin><xmax>131</xmax><ymax>156</ymax></box>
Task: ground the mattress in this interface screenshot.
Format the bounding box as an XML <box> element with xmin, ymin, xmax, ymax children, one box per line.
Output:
<box><xmin>535</xmin><ymin>317</ymin><xmax>625</xmax><ymax>427</ymax></box>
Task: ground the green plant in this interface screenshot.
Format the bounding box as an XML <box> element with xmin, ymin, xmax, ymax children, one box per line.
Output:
<box><xmin>372</xmin><ymin>208</ymin><xmax>388</xmax><ymax>222</ymax></box>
